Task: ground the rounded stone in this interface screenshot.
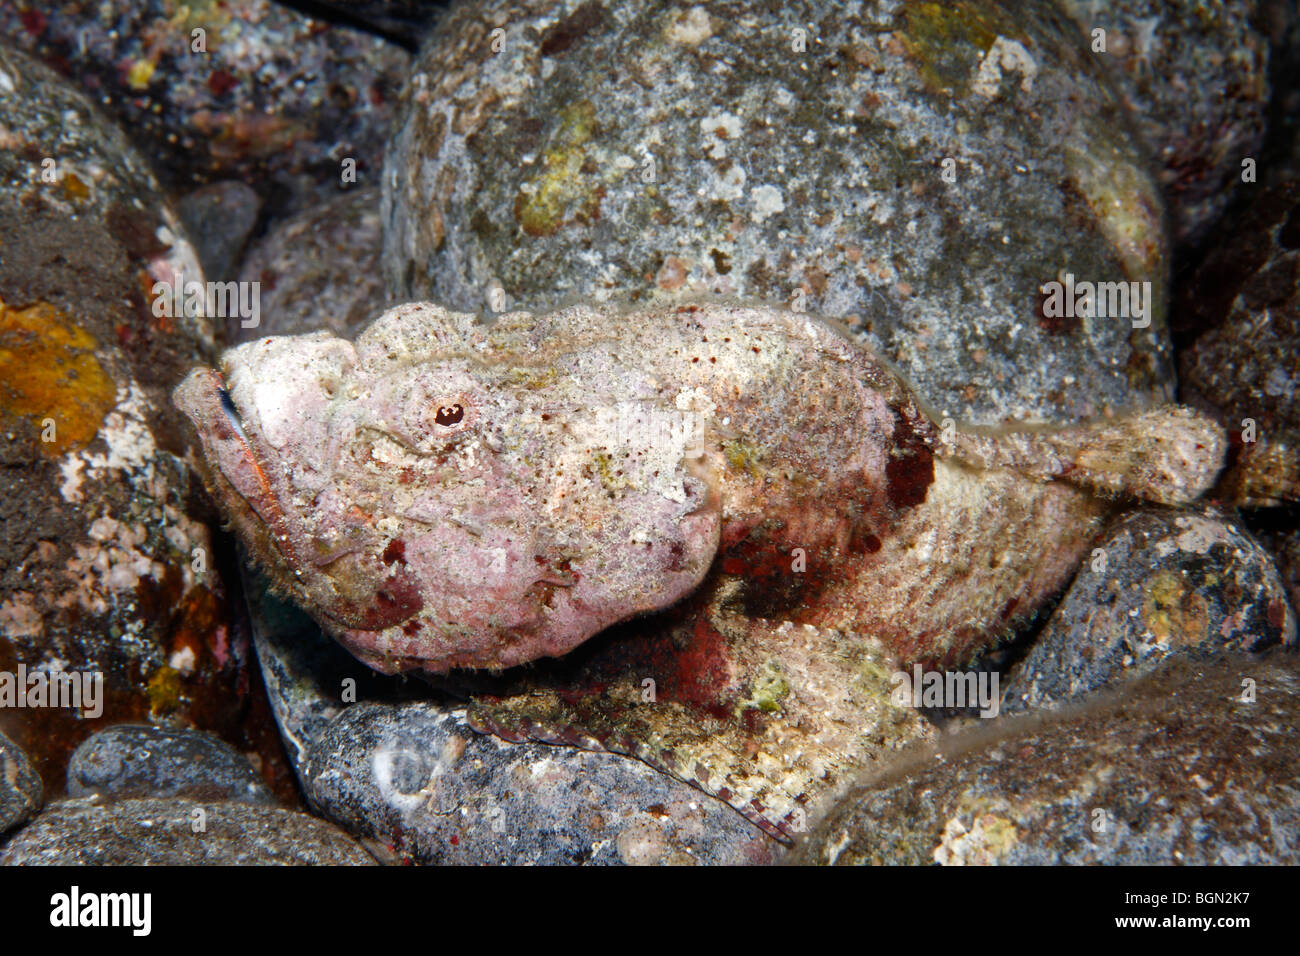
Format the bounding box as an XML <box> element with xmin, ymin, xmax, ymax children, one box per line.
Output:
<box><xmin>798</xmin><ymin>652</ymin><xmax>1300</xmax><ymax>865</ymax></box>
<box><xmin>235</xmin><ymin>186</ymin><xmax>395</xmax><ymax>343</ymax></box>
<box><xmin>384</xmin><ymin>0</ymin><xmax>1172</xmax><ymax>426</ymax></box>
<box><xmin>1001</xmin><ymin>507</ymin><xmax>1296</xmax><ymax>714</ymax></box>
<box><xmin>0</xmin><ymin>0</ymin><xmax>409</xmax><ymax>217</ymax></box>
<box><xmin>0</xmin><ymin>729</ymin><xmax>41</xmax><ymax>835</ymax></box>
<box><xmin>177</xmin><ymin>181</ymin><xmax>263</xmax><ymax>285</ymax></box>
<box><xmin>302</xmin><ymin>700</ymin><xmax>778</xmax><ymax>865</ymax></box>
<box><xmin>1057</xmin><ymin>0</ymin><xmax>1288</xmax><ymax>248</ymax></box>
<box><xmin>66</xmin><ymin>724</ymin><xmax>276</xmax><ymax>806</ymax></box>
<box><xmin>246</xmin><ymin>578</ymin><xmax>777</xmax><ymax>865</ymax></box>
<box><xmin>1178</xmin><ymin>181</ymin><xmax>1300</xmax><ymax>506</ymax></box>
<box><xmin>0</xmin><ymin>43</ymin><xmax>288</xmax><ymax>797</ymax></box>
<box><xmin>0</xmin><ymin>797</ymin><xmax>376</xmax><ymax>865</ymax></box>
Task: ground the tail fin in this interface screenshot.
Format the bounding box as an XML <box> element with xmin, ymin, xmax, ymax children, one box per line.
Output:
<box><xmin>944</xmin><ymin>406</ymin><xmax>1226</xmax><ymax>506</ymax></box>
<box><xmin>1216</xmin><ymin>431</ymin><xmax>1300</xmax><ymax>507</ymax></box>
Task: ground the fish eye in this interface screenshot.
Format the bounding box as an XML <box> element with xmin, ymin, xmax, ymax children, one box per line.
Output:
<box><xmin>434</xmin><ymin>403</ymin><xmax>465</xmax><ymax>427</ymax></box>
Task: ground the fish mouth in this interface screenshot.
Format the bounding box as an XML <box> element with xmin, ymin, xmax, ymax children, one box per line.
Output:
<box><xmin>216</xmin><ymin>381</ymin><xmax>252</xmax><ymax>445</ymax></box>
<box><xmin>173</xmin><ymin>365</ymin><xmax>301</xmax><ymax>570</ymax></box>
<box><xmin>175</xmin><ymin>367</ymin><xmax>271</xmax><ymax>500</ymax></box>
<box><xmin>174</xmin><ymin>365</ymin><xmax>425</xmax><ymax>636</ymax></box>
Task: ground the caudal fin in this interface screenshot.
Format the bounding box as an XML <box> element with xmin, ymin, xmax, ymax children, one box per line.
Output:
<box><xmin>945</xmin><ymin>405</ymin><xmax>1226</xmax><ymax>506</ymax></box>
<box><xmin>1216</xmin><ymin>431</ymin><xmax>1300</xmax><ymax>507</ymax></box>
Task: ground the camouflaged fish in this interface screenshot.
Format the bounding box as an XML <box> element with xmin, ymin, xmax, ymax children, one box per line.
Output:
<box><xmin>175</xmin><ymin>301</ymin><xmax>1224</xmax><ymax>838</ymax></box>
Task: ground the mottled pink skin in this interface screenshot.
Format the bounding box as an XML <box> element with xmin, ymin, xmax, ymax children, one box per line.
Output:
<box><xmin>175</xmin><ymin>302</ymin><xmax>911</xmax><ymax>672</ymax></box>
<box><xmin>175</xmin><ymin>301</ymin><xmax>1224</xmax><ymax>676</ymax></box>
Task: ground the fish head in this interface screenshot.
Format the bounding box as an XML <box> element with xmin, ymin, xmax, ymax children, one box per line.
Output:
<box><xmin>174</xmin><ymin>303</ymin><xmax>721</xmax><ymax>673</ymax></box>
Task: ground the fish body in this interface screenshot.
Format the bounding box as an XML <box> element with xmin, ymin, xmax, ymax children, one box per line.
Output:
<box><xmin>175</xmin><ymin>301</ymin><xmax>1224</xmax><ymax>675</ymax></box>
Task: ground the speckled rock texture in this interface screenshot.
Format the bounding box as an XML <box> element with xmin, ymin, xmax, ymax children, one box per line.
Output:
<box><xmin>234</xmin><ymin>185</ymin><xmax>394</xmax><ymax>343</ymax></box>
<box><xmin>797</xmin><ymin>652</ymin><xmax>1300</xmax><ymax>865</ymax></box>
<box><xmin>1001</xmin><ymin>507</ymin><xmax>1297</xmax><ymax>714</ymax></box>
<box><xmin>1178</xmin><ymin>181</ymin><xmax>1300</xmax><ymax>506</ymax></box>
<box><xmin>0</xmin><ymin>729</ymin><xmax>40</xmax><ymax>835</ymax></box>
<box><xmin>306</xmin><ymin>701</ymin><xmax>779</xmax><ymax>864</ymax></box>
<box><xmin>0</xmin><ymin>797</ymin><xmax>375</xmax><ymax>864</ymax></box>
<box><xmin>0</xmin><ymin>42</ymin><xmax>289</xmax><ymax>799</ymax></box>
<box><xmin>1058</xmin><ymin>0</ymin><xmax>1290</xmax><ymax>249</ymax></box>
<box><xmin>66</xmin><ymin>724</ymin><xmax>276</xmax><ymax>806</ymax></box>
<box><xmin>384</xmin><ymin>0</ymin><xmax>1173</xmax><ymax>428</ymax></box>
<box><xmin>0</xmin><ymin>0</ymin><xmax>409</xmax><ymax>216</ymax></box>
<box><xmin>249</xmin><ymin>581</ymin><xmax>777</xmax><ymax>864</ymax></box>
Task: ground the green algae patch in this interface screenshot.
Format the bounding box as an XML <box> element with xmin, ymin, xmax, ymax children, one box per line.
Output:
<box><xmin>897</xmin><ymin>0</ymin><xmax>1022</xmax><ymax>96</ymax></box>
<box><xmin>146</xmin><ymin>665</ymin><xmax>184</xmax><ymax>717</ymax></box>
<box><xmin>514</xmin><ymin>100</ymin><xmax>603</xmax><ymax>237</ymax></box>
<box><xmin>1143</xmin><ymin>569</ymin><xmax>1210</xmax><ymax>647</ymax></box>
<box><xmin>723</xmin><ymin>439</ymin><xmax>764</xmax><ymax>476</ymax></box>
<box><xmin>738</xmin><ymin>661</ymin><xmax>790</xmax><ymax>715</ymax></box>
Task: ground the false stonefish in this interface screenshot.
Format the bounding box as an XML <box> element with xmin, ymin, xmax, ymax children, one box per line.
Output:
<box><xmin>175</xmin><ymin>301</ymin><xmax>1224</xmax><ymax>838</ymax></box>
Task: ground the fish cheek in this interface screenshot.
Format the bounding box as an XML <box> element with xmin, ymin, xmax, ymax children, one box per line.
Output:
<box><xmin>311</xmin><ymin>549</ymin><xmax>424</xmax><ymax>631</ymax></box>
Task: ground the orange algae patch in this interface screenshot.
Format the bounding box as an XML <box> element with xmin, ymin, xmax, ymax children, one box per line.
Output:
<box><xmin>0</xmin><ymin>296</ymin><xmax>117</xmax><ymax>456</ymax></box>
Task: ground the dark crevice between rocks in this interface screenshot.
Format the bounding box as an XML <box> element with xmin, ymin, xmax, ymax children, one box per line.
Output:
<box><xmin>272</xmin><ymin>0</ymin><xmax>451</xmax><ymax>51</ymax></box>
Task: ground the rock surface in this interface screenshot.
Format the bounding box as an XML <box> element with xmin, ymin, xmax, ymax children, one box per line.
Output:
<box><xmin>250</xmin><ymin>581</ymin><xmax>778</xmax><ymax>864</ymax></box>
<box><xmin>384</xmin><ymin>0</ymin><xmax>1172</xmax><ymax>427</ymax></box>
<box><xmin>0</xmin><ymin>0</ymin><xmax>408</xmax><ymax>216</ymax></box>
<box><xmin>0</xmin><ymin>797</ymin><xmax>375</xmax><ymax>865</ymax></box>
<box><xmin>798</xmin><ymin>652</ymin><xmax>1300</xmax><ymax>865</ymax></box>
<box><xmin>66</xmin><ymin>724</ymin><xmax>276</xmax><ymax>806</ymax></box>
<box><xmin>306</xmin><ymin>700</ymin><xmax>780</xmax><ymax>864</ymax></box>
<box><xmin>1002</xmin><ymin>507</ymin><xmax>1297</xmax><ymax>713</ymax></box>
<box><xmin>1179</xmin><ymin>181</ymin><xmax>1300</xmax><ymax>506</ymax></box>
<box><xmin>0</xmin><ymin>42</ymin><xmax>291</xmax><ymax>799</ymax></box>
<box><xmin>0</xmin><ymin>729</ymin><xmax>40</xmax><ymax>835</ymax></box>
<box><xmin>234</xmin><ymin>186</ymin><xmax>394</xmax><ymax>342</ymax></box>
<box><xmin>1058</xmin><ymin>0</ymin><xmax>1287</xmax><ymax>248</ymax></box>
<box><xmin>178</xmin><ymin>181</ymin><xmax>263</xmax><ymax>285</ymax></box>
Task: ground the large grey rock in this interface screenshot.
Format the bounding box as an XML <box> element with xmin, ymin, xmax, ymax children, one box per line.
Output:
<box><xmin>798</xmin><ymin>652</ymin><xmax>1300</xmax><ymax>865</ymax></box>
<box><xmin>305</xmin><ymin>702</ymin><xmax>778</xmax><ymax>865</ymax></box>
<box><xmin>248</xmin><ymin>576</ymin><xmax>778</xmax><ymax>864</ymax></box>
<box><xmin>384</xmin><ymin>0</ymin><xmax>1172</xmax><ymax>428</ymax></box>
<box><xmin>0</xmin><ymin>797</ymin><xmax>375</xmax><ymax>865</ymax></box>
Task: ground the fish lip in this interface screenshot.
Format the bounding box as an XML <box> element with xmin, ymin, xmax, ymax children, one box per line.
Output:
<box><xmin>173</xmin><ymin>364</ymin><xmax>292</xmax><ymax>557</ymax></box>
<box><xmin>175</xmin><ymin>365</ymin><xmax>270</xmax><ymax>485</ymax></box>
<box><xmin>216</xmin><ymin>380</ymin><xmax>252</xmax><ymax>445</ymax></box>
